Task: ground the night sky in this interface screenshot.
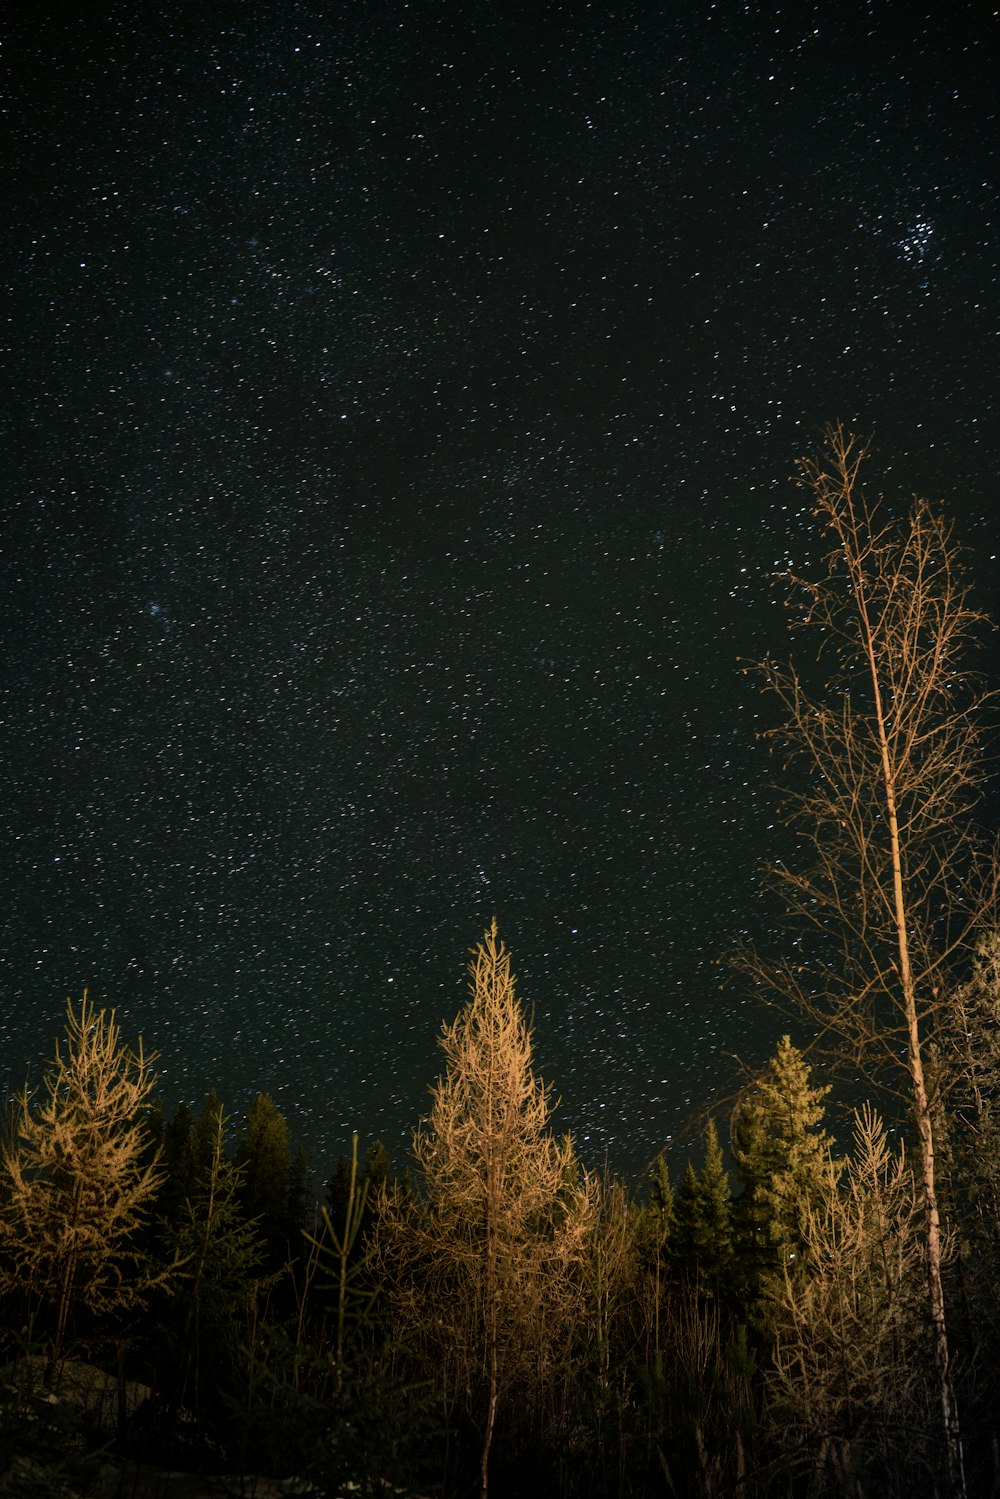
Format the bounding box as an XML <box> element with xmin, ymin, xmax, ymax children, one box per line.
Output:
<box><xmin>4</xmin><ymin>2</ymin><xmax>999</xmax><ymax>1185</ymax></box>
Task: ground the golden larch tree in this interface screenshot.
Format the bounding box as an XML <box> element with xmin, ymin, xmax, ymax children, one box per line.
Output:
<box><xmin>375</xmin><ymin>920</ymin><xmax>595</xmax><ymax>1499</ymax></box>
<box><xmin>0</xmin><ymin>993</ymin><xmax>163</xmax><ymax>1381</ymax></box>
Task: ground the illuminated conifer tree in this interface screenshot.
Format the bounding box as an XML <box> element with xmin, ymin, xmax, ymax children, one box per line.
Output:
<box><xmin>375</xmin><ymin>920</ymin><xmax>594</xmax><ymax>1499</ymax></box>
<box><xmin>0</xmin><ymin>994</ymin><xmax>163</xmax><ymax>1381</ymax></box>
<box><xmin>731</xmin><ymin>1034</ymin><xmax>838</xmax><ymax>1301</ymax></box>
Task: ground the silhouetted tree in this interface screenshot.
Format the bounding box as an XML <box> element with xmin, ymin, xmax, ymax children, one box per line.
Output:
<box><xmin>236</xmin><ymin>1092</ymin><xmax>293</xmax><ymax>1270</ymax></box>
<box><xmin>325</xmin><ymin>1136</ymin><xmax>391</xmax><ymax>1265</ymax></box>
<box><xmin>673</xmin><ymin>1122</ymin><xmax>734</xmax><ymax>1292</ymax></box>
<box><xmin>162</xmin><ymin>1105</ymin><xmax>265</xmax><ymax>1442</ymax></box>
<box><xmin>636</xmin><ymin>1154</ymin><xmax>675</xmax><ymax>1367</ymax></box>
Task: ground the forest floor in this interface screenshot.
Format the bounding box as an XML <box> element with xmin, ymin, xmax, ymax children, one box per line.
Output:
<box><xmin>3</xmin><ymin>1358</ymin><xmax>313</xmax><ymax>1499</ymax></box>
<box><xmin>93</xmin><ymin>1463</ymin><xmax>313</xmax><ymax>1499</ymax></box>
<box><xmin>91</xmin><ymin>1461</ymin><xmax>310</xmax><ymax>1498</ymax></box>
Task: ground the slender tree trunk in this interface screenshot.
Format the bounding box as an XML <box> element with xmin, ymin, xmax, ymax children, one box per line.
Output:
<box><xmin>856</xmin><ymin>548</ymin><xmax>967</xmax><ymax>1498</ymax></box>
<box><xmin>334</xmin><ymin>1135</ymin><xmax>360</xmax><ymax>1393</ymax></box>
<box><xmin>116</xmin><ymin>1339</ymin><xmax>129</xmax><ymax>1446</ymax></box>
<box><xmin>47</xmin><ymin>1176</ymin><xmax>85</xmax><ymax>1388</ymax></box>
<box><xmin>741</xmin><ymin>431</ymin><xmax>992</xmax><ymax>1494</ymax></box>
<box><xmin>481</xmin><ymin>1280</ymin><xmax>498</xmax><ymax>1499</ymax></box>
<box><xmin>481</xmin><ymin>1038</ymin><xmax>498</xmax><ymax>1499</ymax></box>
<box><xmin>176</xmin><ymin>1126</ymin><xmax>220</xmax><ymax>1416</ymax></box>
<box><xmin>47</xmin><ymin>1252</ymin><xmax>76</xmax><ymax>1389</ymax></box>
<box><xmin>479</xmin><ymin>972</ymin><xmax>499</xmax><ymax>1499</ymax></box>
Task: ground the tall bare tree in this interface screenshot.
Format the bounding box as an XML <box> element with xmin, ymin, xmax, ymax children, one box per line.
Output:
<box><xmin>374</xmin><ymin>919</ymin><xmax>595</xmax><ymax>1499</ymax></box>
<box><xmin>0</xmin><ymin>993</ymin><xmax>163</xmax><ymax>1382</ymax></box>
<box><xmin>736</xmin><ymin>425</ymin><xmax>995</xmax><ymax>1495</ymax></box>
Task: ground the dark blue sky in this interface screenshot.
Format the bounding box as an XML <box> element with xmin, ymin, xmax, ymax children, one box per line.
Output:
<box><xmin>3</xmin><ymin>1</ymin><xmax>998</xmax><ymax>1184</ymax></box>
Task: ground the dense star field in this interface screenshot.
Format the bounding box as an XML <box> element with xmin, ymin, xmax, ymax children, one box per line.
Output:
<box><xmin>3</xmin><ymin>2</ymin><xmax>998</xmax><ymax>1182</ymax></box>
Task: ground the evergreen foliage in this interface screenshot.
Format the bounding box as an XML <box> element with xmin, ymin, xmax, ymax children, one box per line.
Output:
<box><xmin>374</xmin><ymin>919</ymin><xmax>596</xmax><ymax>1499</ymax></box>
<box><xmin>692</xmin><ymin>1120</ymin><xmax>734</xmax><ymax>1284</ymax></box>
<box><xmin>247</xmin><ymin>1130</ymin><xmax>420</xmax><ymax>1494</ymax></box>
<box><xmin>1</xmin><ymin>972</ymin><xmax>1000</xmax><ymax>1494</ymax></box>
<box><xmin>235</xmin><ymin>1092</ymin><xmax>294</xmax><ymax>1270</ymax></box>
<box><xmin>732</xmin><ymin>1034</ymin><xmax>838</xmax><ymax>1308</ymax></box>
<box><xmin>0</xmin><ymin>995</ymin><xmax>164</xmax><ymax>1380</ymax></box>
<box><xmin>672</xmin><ymin>1124</ymin><xmax>734</xmax><ymax>1301</ymax></box>
<box><xmin>325</xmin><ymin>1136</ymin><xmax>390</xmax><ymax>1266</ymax></box>
<box><xmin>159</xmin><ymin>1105</ymin><xmax>266</xmax><ymax>1439</ymax></box>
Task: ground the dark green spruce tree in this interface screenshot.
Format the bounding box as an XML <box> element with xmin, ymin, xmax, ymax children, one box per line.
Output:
<box><xmin>731</xmin><ymin>1035</ymin><xmax>839</xmax><ymax>1319</ymax></box>
<box><xmin>673</xmin><ymin>1120</ymin><xmax>734</xmax><ymax>1291</ymax></box>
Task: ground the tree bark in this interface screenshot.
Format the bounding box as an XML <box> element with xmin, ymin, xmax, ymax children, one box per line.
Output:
<box><xmin>853</xmin><ymin>483</ymin><xmax>967</xmax><ymax>1499</ymax></box>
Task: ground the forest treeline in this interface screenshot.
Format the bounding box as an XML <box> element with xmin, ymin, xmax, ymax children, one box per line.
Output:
<box><xmin>2</xmin><ymin>426</ymin><xmax>998</xmax><ymax>1499</ymax></box>
<box><xmin>1</xmin><ymin>933</ymin><xmax>1000</xmax><ymax>1499</ymax></box>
